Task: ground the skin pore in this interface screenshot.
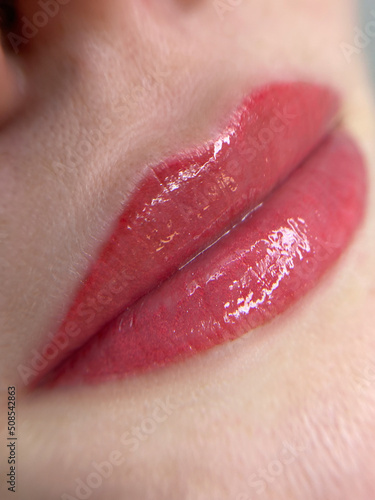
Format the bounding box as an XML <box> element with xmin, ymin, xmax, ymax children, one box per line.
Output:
<box><xmin>0</xmin><ymin>0</ymin><xmax>375</xmax><ymax>498</ymax></box>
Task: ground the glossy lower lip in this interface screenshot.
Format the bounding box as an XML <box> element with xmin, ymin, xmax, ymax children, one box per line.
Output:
<box><xmin>26</xmin><ymin>82</ymin><xmax>367</xmax><ymax>387</ymax></box>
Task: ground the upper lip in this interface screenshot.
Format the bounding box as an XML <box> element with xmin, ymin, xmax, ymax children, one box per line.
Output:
<box><xmin>27</xmin><ymin>81</ymin><xmax>340</xmax><ymax>387</ymax></box>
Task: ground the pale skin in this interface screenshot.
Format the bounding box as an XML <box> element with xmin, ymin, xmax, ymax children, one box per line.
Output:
<box><xmin>1</xmin><ymin>0</ymin><xmax>375</xmax><ymax>498</ymax></box>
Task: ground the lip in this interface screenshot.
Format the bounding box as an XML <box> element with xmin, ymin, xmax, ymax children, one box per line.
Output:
<box><xmin>24</xmin><ymin>82</ymin><xmax>367</xmax><ymax>387</ymax></box>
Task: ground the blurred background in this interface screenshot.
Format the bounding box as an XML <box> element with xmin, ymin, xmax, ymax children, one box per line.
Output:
<box><xmin>361</xmin><ymin>0</ymin><xmax>375</xmax><ymax>84</ymax></box>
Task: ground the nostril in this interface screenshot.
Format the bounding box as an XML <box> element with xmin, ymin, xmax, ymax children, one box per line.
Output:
<box><xmin>0</xmin><ymin>0</ymin><xmax>18</xmax><ymax>42</ymax></box>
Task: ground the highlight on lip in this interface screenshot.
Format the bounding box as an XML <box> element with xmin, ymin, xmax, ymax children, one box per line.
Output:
<box><xmin>20</xmin><ymin>82</ymin><xmax>367</xmax><ymax>387</ymax></box>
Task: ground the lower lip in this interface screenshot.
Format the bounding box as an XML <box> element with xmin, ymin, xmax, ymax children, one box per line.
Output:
<box><xmin>49</xmin><ymin>128</ymin><xmax>366</xmax><ymax>386</ymax></box>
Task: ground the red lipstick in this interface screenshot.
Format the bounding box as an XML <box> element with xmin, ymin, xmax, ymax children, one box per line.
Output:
<box><xmin>23</xmin><ymin>82</ymin><xmax>367</xmax><ymax>386</ymax></box>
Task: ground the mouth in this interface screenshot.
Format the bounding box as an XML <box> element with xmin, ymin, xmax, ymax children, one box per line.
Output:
<box><xmin>22</xmin><ymin>81</ymin><xmax>367</xmax><ymax>387</ymax></box>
